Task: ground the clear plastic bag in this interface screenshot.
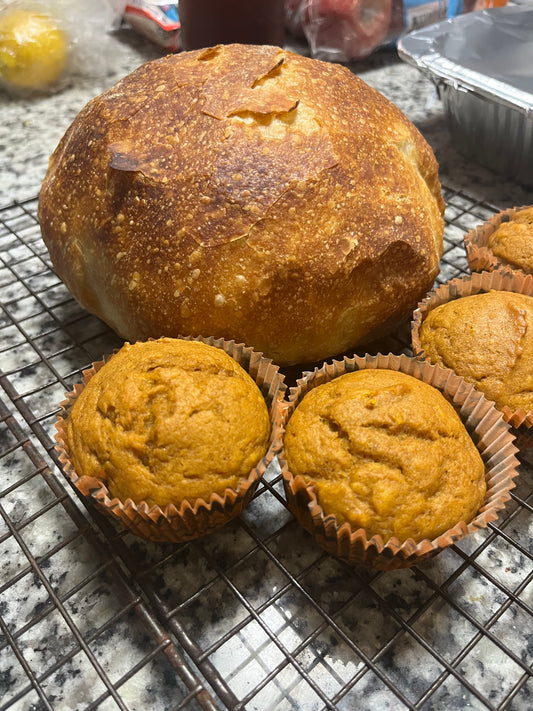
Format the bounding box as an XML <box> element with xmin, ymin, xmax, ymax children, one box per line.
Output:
<box><xmin>0</xmin><ymin>0</ymin><xmax>126</xmax><ymax>95</ymax></box>
<box><xmin>284</xmin><ymin>0</ymin><xmax>500</xmax><ymax>63</ymax></box>
<box><xmin>285</xmin><ymin>0</ymin><xmax>393</xmax><ymax>61</ymax></box>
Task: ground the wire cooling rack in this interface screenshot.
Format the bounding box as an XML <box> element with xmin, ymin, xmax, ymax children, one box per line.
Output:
<box><xmin>0</xmin><ymin>188</ymin><xmax>532</xmax><ymax>711</ymax></box>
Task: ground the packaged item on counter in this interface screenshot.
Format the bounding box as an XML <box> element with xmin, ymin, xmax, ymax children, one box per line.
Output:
<box><xmin>0</xmin><ymin>0</ymin><xmax>126</xmax><ymax>95</ymax></box>
<box><xmin>285</xmin><ymin>0</ymin><xmax>393</xmax><ymax>61</ymax></box>
<box><xmin>284</xmin><ymin>0</ymin><xmax>507</xmax><ymax>63</ymax></box>
<box><xmin>124</xmin><ymin>1</ymin><xmax>180</xmax><ymax>51</ymax></box>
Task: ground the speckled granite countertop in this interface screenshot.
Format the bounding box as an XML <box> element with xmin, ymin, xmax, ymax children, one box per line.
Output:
<box><xmin>1</xmin><ymin>29</ymin><xmax>532</xmax><ymax>208</ymax></box>
<box><xmin>1</xmin><ymin>26</ymin><xmax>532</xmax><ymax>711</ymax></box>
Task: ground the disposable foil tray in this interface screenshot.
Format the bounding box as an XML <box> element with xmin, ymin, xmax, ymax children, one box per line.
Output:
<box><xmin>398</xmin><ymin>5</ymin><xmax>533</xmax><ymax>188</ymax></box>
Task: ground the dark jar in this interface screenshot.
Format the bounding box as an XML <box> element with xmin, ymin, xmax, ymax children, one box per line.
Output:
<box><xmin>179</xmin><ymin>0</ymin><xmax>285</xmax><ymax>51</ymax></box>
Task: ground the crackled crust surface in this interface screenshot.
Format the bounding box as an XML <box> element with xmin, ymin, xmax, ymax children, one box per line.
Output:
<box><xmin>66</xmin><ymin>338</ymin><xmax>270</xmax><ymax>507</ymax></box>
<box><xmin>284</xmin><ymin>369</ymin><xmax>485</xmax><ymax>542</ymax></box>
<box><xmin>420</xmin><ymin>291</ymin><xmax>533</xmax><ymax>413</ymax></box>
<box><xmin>487</xmin><ymin>208</ymin><xmax>533</xmax><ymax>274</ymax></box>
<box><xmin>39</xmin><ymin>44</ymin><xmax>444</xmax><ymax>365</ymax></box>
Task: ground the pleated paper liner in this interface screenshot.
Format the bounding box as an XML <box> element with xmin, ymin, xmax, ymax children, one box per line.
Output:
<box><xmin>411</xmin><ymin>270</ymin><xmax>533</xmax><ymax>437</ymax></box>
<box><xmin>464</xmin><ymin>204</ymin><xmax>533</xmax><ymax>276</ymax></box>
<box><xmin>55</xmin><ymin>335</ymin><xmax>286</xmax><ymax>542</ymax></box>
<box><xmin>279</xmin><ymin>353</ymin><xmax>519</xmax><ymax>570</ymax></box>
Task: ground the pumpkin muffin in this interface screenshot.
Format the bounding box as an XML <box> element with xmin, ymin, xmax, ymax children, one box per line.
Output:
<box><xmin>418</xmin><ymin>290</ymin><xmax>533</xmax><ymax>415</ymax></box>
<box><xmin>487</xmin><ymin>207</ymin><xmax>533</xmax><ymax>274</ymax></box>
<box><xmin>464</xmin><ymin>205</ymin><xmax>533</xmax><ymax>276</ymax></box>
<box><xmin>283</xmin><ymin>368</ymin><xmax>486</xmax><ymax>544</ymax></box>
<box><xmin>65</xmin><ymin>338</ymin><xmax>271</xmax><ymax>508</ymax></box>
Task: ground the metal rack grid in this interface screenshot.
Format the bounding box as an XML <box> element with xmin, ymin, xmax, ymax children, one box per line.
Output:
<box><xmin>0</xmin><ymin>188</ymin><xmax>531</xmax><ymax>711</ymax></box>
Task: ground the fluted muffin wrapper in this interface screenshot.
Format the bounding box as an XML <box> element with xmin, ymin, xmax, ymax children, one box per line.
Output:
<box><xmin>55</xmin><ymin>335</ymin><xmax>286</xmax><ymax>542</ymax></box>
<box><xmin>412</xmin><ymin>270</ymin><xmax>533</xmax><ymax>433</ymax></box>
<box><xmin>279</xmin><ymin>353</ymin><xmax>519</xmax><ymax>570</ymax></box>
<box><xmin>464</xmin><ymin>205</ymin><xmax>533</xmax><ymax>276</ymax></box>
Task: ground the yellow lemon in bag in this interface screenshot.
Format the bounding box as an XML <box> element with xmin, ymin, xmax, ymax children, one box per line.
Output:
<box><xmin>0</xmin><ymin>8</ymin><xmax>67</xmax><ymax>90</ymax></box>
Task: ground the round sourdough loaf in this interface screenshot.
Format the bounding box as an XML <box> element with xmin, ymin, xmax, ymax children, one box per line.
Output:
<box><xmin>38</xmin><ymin>44</ymin><xmax>445</xmax><ymax>365</ymax></box>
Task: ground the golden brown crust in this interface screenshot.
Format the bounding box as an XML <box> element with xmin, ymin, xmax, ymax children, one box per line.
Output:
<box><xmin>38</xmin><ymin>44</ymin><xmax>444</xmax><ymax>365</ymax></box>
<box><xmin>66</xmin><ymin>338</ymin><xmax>271</xmax><ymax>507</ymax></box>
<box><xmin>283</xmin><ymin>369</ymin><xmax>486</xmax><ymax>543</ymax></box>
<box><xmin>419</xmin><ymin>290</ymin><xmax>533</xmax><ymax>413</ymax></box>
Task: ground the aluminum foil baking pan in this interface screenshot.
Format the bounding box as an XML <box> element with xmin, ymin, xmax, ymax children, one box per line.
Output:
<box><xmin>398</xmin><ymin>5</ymin><xmax>533</xmax><ymax>188</ymax></box>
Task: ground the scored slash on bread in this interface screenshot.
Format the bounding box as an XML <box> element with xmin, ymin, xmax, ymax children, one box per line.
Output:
<box><xmin>38</xmin><ymin>43</ymin><xmax>445</xmax><ymax>366</ymax></box>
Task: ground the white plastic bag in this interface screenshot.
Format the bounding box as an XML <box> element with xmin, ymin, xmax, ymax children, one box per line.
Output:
<box><xmin>284</xmin><ymin>0</ymin><xmax>491</xmax><ymax>62</ymax></box>
<box><xmin>0</xmin><ymin>0</ymin><xmax>126</xmax><ymax>95</ymax></box>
